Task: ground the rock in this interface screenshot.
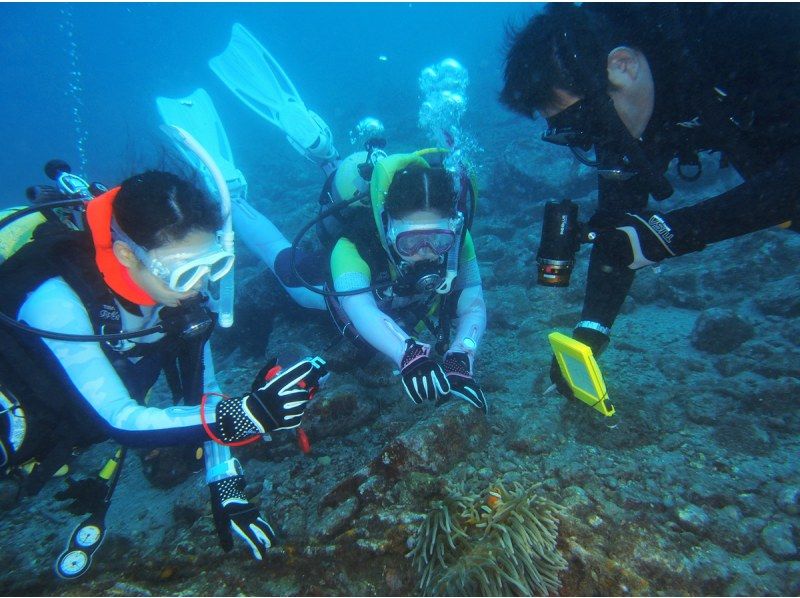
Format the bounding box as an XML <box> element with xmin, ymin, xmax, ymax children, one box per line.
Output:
<box><xmin>0</xmin><ymin>479</ymin><xmax>18</xmax><ymax>511</ymax></box>
<box><xmin>710</xmin><ymin>513</ymin><xmax>763</xmax><ymax>555</ymax></box>
<box><xmin>310</xmin><ymin>496</ymin><xmax>360</xmax><ymax>540</ymax></box>
<box><xmin>760</xmin><ymin>521</ymin><xmax>797</xmax><ymax>560</ymax></box>
<box><xmin>108</xmin><ymin>582</ymin><xmax>153</xmax><ymax>596</ymax></box>
<box><xmin>472</xmin><ymin>233</ymin><xmax>507</xmax><ymax>261</ymax></box>
<box><xmin>736</xmin><ymin>493</ymin><xmax>761</xmax><ymax>515</ymax></box>
<box><xmin>712</xmin><ymin>417</ymin><xmax>772</xmax><ymax>456</ymax></box>
<box><xmin>754</xmin><ymin>275</ymin><xmax>800</xmax><ymax>317</ymax></box>
<box><xmin>752</xmin><ymin>377</ymin><xmax>800</xmax><ymax>413</ymax></box>
<box><xmin>371</xmin><ymin>402</ymin><xmax>489</xmax><ymax>478</ymax></box>
<box><xmin>690</xmin><ymin>308</ymin><xmax>754</xmax><ymax>354</ymax></box>
<box><xmin>776</xmin><ymin>486</ymin><xmax>800</xmax><ymax>515</ymax></box>
<box><xmin>303</xmin><ymin>383</ymin><xmax>380</xmax><ymax>440</ymax></box>
<box><xmin>675</xmin><ymin>503</ymin><xmax>711</xmax><ymax>535</ymax></box>
<box><xmin>685</xmin><ymin>392</ymin><xmax>729</xmax><ymax>425</ymax></box>
<box><xmin>719</xmin><ymin>505</ymin><xmax>742</xmax><ymax>522</ymax></box>
<box><xmin>750</xmin><ymin>549</ymin><xmax>776</xmax><ymax>575</ymax></box>
<box><xmin>561</xmin><ymin>485</ymin><xmax>591</xmax><ymax>510</ymax></box>
<box><xmin>656</xmin><ymin>269</ymin><xmax>712</xmax><ymax>309</ymax></box>
<box><xmin>689</xmin><ymin>543</ymin><xmax>733</xmax><ymax>590</ymax></box>
<box><xmin>353</xmin><ymin>360</ymin><xmax>396</xmax><ymax>389</ymax></box>
<box><xmin>783</xmin><ymin>562</ymin><xmax>800</xmax><ymax>594</ymax></box>
<box><xmin>138</xmin><ymin>445</ymin><xmax>204</xmax><ymax>489</ymax></box>
<box><xmin>588</xmin><ymin>514</ymin><xmax>604</xmax><ymax>528</ymax></box>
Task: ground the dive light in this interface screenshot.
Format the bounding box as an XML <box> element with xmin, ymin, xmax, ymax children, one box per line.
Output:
<box><xmin>536</xmin><ymin>198</ymin><xmax>584</xmax><ymax>287</ymax></box>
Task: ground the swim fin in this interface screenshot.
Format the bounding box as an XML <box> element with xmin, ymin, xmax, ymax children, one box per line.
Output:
<box><xmin>548</xmin><ymin>332</ymin><xmax>615</xmax><ymax>417</ymax></box>
<box><xmin>156</xmin><ymin>88</ymin><xmax>248</xmax><ymax>201</ymax></box>
<box><xmin>209</xmin><ymin>23</ymin><xmax>338</xmax><ymax>168</ymax></box>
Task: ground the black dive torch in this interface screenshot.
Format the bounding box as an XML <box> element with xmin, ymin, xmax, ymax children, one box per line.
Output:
<box><xmin>536</xmin><ymin>198</ymin><xmax>589</xmax><ymax>287</ymax></box>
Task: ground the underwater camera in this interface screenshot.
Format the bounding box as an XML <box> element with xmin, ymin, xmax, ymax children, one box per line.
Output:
<box><xmin>536</xmin><ymin>198</ymin><xmax>585</xmax><ymax>287</ymax></box>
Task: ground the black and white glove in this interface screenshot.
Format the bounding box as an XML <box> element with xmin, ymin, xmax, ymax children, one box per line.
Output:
<box><xmin>595</xmin><ymin>211</ymin><xmax>705</xmax><ymax>270</ymax></box>
<box><xmin>209</xmin><ymin>474</ymin><xmax>276</xmax><ymax>561</ymax></box>
<box><xmin>443</xmin><ymin>351</ymin><xmax>488</xmax><ymax>414</ymax></box>
<box><xmin>215</xmin><ymin>357</ymin><xmax>328</xmax><ymax>442</ymax></box>
<box><xmin>399</xmin><ymin>339</ymin><xmax>450</xmax><ymax>404</ymax></box>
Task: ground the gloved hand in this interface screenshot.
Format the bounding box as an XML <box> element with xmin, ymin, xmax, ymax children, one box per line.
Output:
<box><xmin>399</xmin><ymin>339</ymin><xmax>450</xmax><ymax>404</ymax></box>
<box><xmin>54</xmin><ymin>477</ymin><xmax>109</xmax><ymax>515</ymax></box>
<box><xmin>595</xmin><ymin>211</ymin><xmax>704</xmax><ymax>270</ymax></box>
<box><xmin>443</xmin><ymin>351</ymin><xmax>488</xmax><ymax>414</ymax></box>
<box><xmin>215</xmin><ymin>357</ymin><xmax>328</xmax><ymax>443</ymax></box>
<box><xmin>209</xmin><ymin>474</ymin><xmax>276</xmax><ymax>561</ymax></box>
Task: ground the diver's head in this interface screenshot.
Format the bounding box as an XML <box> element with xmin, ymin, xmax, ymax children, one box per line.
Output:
<box><xmin>384</xmin><ymin>165</ymin><xmax>460</xmax><ymax>263</ymax></box>
<box><xmin>501</xmin><ymin>4</ymin><xmax>654</xmax><ymax>145</ymax></box>
<box><xmin>111</xmin><ymin>171</ymin><xmax>231</xmax><ymax>307</ymax></box>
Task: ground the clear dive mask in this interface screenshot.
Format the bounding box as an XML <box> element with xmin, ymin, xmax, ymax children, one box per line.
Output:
<box><xmin>386</xmin><ymin>215</ymin><xmax>460</xmax><ymax>259</ymax></box>
<box><xmin>111</xmin><ymin>220</ymin><xmax>234</xmax><ymax>293</ymax></box>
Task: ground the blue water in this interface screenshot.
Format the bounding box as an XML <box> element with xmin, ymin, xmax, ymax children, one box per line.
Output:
<box><xmin>0</xmin><ymin>2</ymin><xmax>535</xmax><ymax>201</ymax></box>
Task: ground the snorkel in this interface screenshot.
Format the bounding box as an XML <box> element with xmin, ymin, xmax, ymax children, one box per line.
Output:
<box><xmin>160</xmin><ymin>124</ymin><xmax>236</xmax><ymax>328</ymax></box>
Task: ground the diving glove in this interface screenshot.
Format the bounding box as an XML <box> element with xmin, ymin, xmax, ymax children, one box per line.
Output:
<box><xmin>599</xmin><ymin>211</ymin><xmax>705</xmax><ymax>270</ymax></box>
<box><xmin>54</xmin><ymin>476</ymin><xmax>109</xmax><ymax>516</ymax></box>
<box><xmin>443</xmin><ymin>351</ymin><xmax>488</xmax><ymax>414</ymax></box>
<box><xmin>209</xmin><ymin>474</ymin><xmax>276</xmax><ymax>560</ymax></box>
<box><xmin>215</xmin><ymin>357</ymin><xmax>328</xmax><ymax>442</ymax></box>
<box><xmin>399</xmin><ymin>339</ymin><xmax>450</xmax><ymax>404</ymax></box>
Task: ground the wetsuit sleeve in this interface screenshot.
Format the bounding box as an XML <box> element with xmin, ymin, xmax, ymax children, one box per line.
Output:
<box><xmin>449</xmin><ymin>285</ymin><xmax>487</xmax><ymax>363</ymax></box>
<box><xmin>331</xmin><ymin>238</ymin><xmax>410</xmax><ymax>366</ymax></box>
<box><xmin>203</xmin><ymin>342</ymin><xmax>222</xmax><ymax>395</ymax></box>
<box><xmin>580</xmin><ymin>174</ymin><xmax>651</xmax><ymax>332</ymax></box>
<box><xmin>458</xmin><ymin>230</ymin><xmax>477</xmax><ymax>262</ymax></box>
<box><xmin>664</xmin><ymin>145</ymin><xmax>800</xmax><ymax>243</ymax></box>
<box><xmin>447</xmin><ymin>231</ymin><xmax>486</xmax><ymax>361</ymax></box>
<box><xmin>453</xmin><ymin>231</ymin><xmax>481</xmax><ymax>291</ymax></box>
<box><xmin>18</xmin><ymin>278</ymin><xmax>221</xmax><ymax>448</ymax></box>
<box><xmin>330</xmin><ymin>237</ymin><xmax>372</xmax><ymax>282</ymax></box>
<box><xmin>232</xmin><ymin>197</ymin><xmax>326</xmax><ymax>310</ymax></box>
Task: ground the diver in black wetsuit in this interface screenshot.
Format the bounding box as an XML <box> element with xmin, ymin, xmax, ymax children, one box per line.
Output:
<box><xmin>500</xmin><ymin>3</ymin><xmax>800</xmax><ymax>396</ymax></box>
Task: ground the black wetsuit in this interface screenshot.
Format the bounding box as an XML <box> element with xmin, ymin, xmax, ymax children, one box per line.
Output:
<box><xmin>580</xmin><ymin>4</ymin><xmax>800</xmax><ymax>333</ymax></box>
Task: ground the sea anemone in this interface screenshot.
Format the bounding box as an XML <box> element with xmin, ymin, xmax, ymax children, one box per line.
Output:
<box><xmin>407</xmin><ymin>481</ymin><xmax>567</xmax><ymax>596</ymax></box>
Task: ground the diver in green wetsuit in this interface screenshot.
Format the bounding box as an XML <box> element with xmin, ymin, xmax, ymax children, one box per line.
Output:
<box><xmin>327</xmin><ymin>149</ymin><xmax>488</xmax><ymax>413</ymax></box>
<box><xmin>159</xmin><ymin>25</ymin><xmax>488</xmax><ymax>412</ymax></box>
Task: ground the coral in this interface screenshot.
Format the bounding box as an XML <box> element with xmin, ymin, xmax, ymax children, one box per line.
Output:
<box><xmin>408</xmin><ymin>482</ymin><xmax>567</xmax><ymax>596</ymax></box>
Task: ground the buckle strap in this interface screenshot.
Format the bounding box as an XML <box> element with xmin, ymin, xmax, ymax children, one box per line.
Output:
<box><xmin>575</xmin><ymin>321</ymin><xmax>611</xmax><ymax>337</ymax></box>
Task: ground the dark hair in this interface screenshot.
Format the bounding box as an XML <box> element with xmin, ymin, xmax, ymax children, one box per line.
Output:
<box><xmin>385</xmin><ymin>165</ymin><xmax>455</xmax><ymax>218</ymax></box>
<box><xmin>114</xmin><ymin>170</ymin><xmax>223</xmax><ymax>249</ymax></box>
<box><xmin>500</xmin><ymin>4</ymin><xmax>617</xmax><ymax>116</ymax></box>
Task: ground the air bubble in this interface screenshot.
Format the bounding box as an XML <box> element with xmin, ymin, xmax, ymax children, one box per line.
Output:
<box><xmin>61</xmin><ymin>4</ymin><xmax>88</xmax><ymax>173</ymax></box>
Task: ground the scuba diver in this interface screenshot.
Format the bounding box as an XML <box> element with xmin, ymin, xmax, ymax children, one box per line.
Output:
<box><xmin>0</xmin><ymin>163</ymin><xmax>327</xmax><ymax>578</ymax></box>
<box><xmin>500</xmin><ymin>4</ymin><xmax>800</xmax><ymax>406</ymax></box>
<box><xmin>325</xmin><ymin>151</ymin><xmax>488</xmax><ymax>412</ymax></box>
<box><xmin>157</xmin><ymin>24</ymin><xmax>487</xmax><ymax>413</ymax></box>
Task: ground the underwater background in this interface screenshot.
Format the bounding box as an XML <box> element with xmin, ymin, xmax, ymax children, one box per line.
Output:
<box><xmin>1</xmin><ymin>2</ymin><xmax>800</xmax><ymax>596</ymax></box>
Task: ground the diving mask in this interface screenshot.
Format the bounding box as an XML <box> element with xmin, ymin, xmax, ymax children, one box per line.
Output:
<box><xmin>386</xmin><ymin>216</ymin><xmax>460</xmax><ymax>258</ymax></box>
<box><xmin>542</xmin><ymin>99</ymin><xmax>599</xmax><ymax>156</ymax></box>
<box><xmin>111</xmin><ymin>220</ymin><xmax>234</xmax><ymax>292</ymax></box>
<box><xmin>541</xmin><ymin>95</ymin><xmax>673</xmax><ymax>199</ymax></box>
